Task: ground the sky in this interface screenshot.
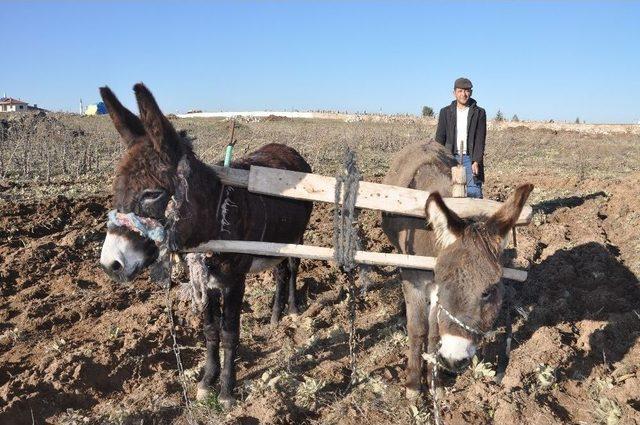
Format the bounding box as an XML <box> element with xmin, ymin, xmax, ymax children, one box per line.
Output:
<box><xmin>2</xmin><ymin>1</ymin><xmax>639</xmax><ymax>123</ymax></box>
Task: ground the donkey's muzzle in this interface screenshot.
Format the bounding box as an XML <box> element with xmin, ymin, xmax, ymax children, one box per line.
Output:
<box><xmin>100</xmin><ymin>229</ymin><xmax>155</xmax><ymax>282</ymax></box>
<box><xmin>437</xmin><ymin>354</ymin><xmax>471</xmax><ymax>373</ymax></box>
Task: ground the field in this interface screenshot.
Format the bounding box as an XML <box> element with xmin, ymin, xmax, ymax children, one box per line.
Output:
<box><xmin>1</xmin><ymin>112</ymin><xmax>640</xmax><ymax>424</ymax></box>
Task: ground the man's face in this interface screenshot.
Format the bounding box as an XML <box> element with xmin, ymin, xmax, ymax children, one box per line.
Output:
<box><xmin>454</xmin><ymin>88</ymin><xmax>472</xmax><ymax>106</ymax></box>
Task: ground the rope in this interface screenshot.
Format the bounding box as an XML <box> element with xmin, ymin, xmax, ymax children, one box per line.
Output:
<box><xmin>333</xmin><ymin>149</ymin><xmax>362</xmax><ymax>385</ymax></box>
<box><xmin>333</xmin><ymin>149</ymin><xmax>361</xmax><ymax>272</ymax></box>
<box><xmin>107</xmin><ymin>210</ymin><xmax>165</xmax><ymax>242</ymax></box>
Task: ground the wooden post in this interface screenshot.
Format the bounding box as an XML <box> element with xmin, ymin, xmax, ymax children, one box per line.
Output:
<box><xmin>451</xmin><ymin>165</ymin><xmax>467</xmax><ymax>198</ymax></box>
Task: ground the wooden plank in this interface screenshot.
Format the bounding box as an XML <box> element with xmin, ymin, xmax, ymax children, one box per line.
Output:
<box><xmin>247</xmin><ymin>166</ymin><xmax>532</xmax><ymax>225</ymax></box>
<box><xmin>208</xmin><ymin>164</ymin><xmax>533</xmax><ymax>225</ymax></box>
<box><xmin>185</xmin><ymin>240</ymin><xmax>528</xmax><ymax>282</ymax></box>
<box><xmin>209</xmin><ymin>165</ymin><xmax>250</xmax><ymax>187</ymax></box>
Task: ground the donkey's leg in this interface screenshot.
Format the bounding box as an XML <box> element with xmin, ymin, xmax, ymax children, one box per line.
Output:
<box><xmin>270</xmin><ymin>261</ymin><xmax>288</xmax><ymax>325</ymax></box>
<box><xmin>219</xmin><ymin>276</ymin><xmax>246</xmax><ymax>408</ymax></box>
<box><xmin>402</xmin><ymin>278</ymin><xmax>429</xmax><ymax>399</ymax></box>
<box><xmin>286</xmin><ymin>257</ymin><xmax>300</xmax><ymax>315</ymax></box>
<box><xmin>197</xmin><ymin>288</ymin><xmax>222</xmax><ymax>401</ymax></box>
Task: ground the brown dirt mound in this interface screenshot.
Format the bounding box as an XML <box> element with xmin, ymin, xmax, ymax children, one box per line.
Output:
<box><xmin>1</xmin><ymin>177</ymin><xmax>639</xmax><ymax>424</ymax></box>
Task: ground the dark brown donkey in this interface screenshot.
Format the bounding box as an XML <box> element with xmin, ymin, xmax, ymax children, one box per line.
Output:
<box><xmin>98</xmin><ymin>83</ymin><xmax>312</xmax><ymax>407</ymax></box>
<box><xmin>382</xmin><ymin>142</ymin><xmax>533</xmax><ymax>398</ymax></box>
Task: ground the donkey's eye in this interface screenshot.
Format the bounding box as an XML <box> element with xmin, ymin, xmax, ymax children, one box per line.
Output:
<box><xmin>137</xmin><ymin>189</ymin><xmax>169</xmax><ymax>219</ymax></box>
<box><xmin>140</xmin><ymin>189</ymin><xmax>165</xmax><ymax>202</ymax></box>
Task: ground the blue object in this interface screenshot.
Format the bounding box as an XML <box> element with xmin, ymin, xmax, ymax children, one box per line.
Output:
<box><xmin>96</xmin><ymin>102</ymin><xmax>107</xmax><ymax>114</ymax></box>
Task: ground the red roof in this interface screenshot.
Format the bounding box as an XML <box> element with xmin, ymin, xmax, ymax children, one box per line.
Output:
<box><xmin>0</xmin><ymin>97</ymin><xmax>28</xmax><ymax>105</ymax></box>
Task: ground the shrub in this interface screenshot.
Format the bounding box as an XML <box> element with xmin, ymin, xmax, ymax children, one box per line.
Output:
<box><xmin>421</xmin><ymin>106</ymin><xmax>434</xmax><ymax>118</ymax></box>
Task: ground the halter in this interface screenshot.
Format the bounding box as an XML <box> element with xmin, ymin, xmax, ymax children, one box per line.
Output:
<box><xmin>425</xmin><ymin>293</ymin><xmax>501</xmax><ymax>425</ymax></box>
<box><xmin>436</xmin><ymin>304</ymin><xmax>487</xmax><ymax>337</ymax></box>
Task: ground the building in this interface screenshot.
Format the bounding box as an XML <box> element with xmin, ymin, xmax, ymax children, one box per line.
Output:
<box><xmin>0</xmin><ymin>97</ymin><xmax>29</xmax><ymax>112</ymax></box>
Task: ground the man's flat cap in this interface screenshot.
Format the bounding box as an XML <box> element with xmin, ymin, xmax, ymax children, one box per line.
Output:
<box><xmin>454</xmin><ymin>77</ymin><xmax>473</xmax><ymax>89</ymax></box>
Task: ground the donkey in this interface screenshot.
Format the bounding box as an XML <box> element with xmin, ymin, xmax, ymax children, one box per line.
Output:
<box><xmin>381</xmin><ymin>142</ymin><xmax>533</xmax><ymax>398</ymax></box>
<box><xmin>98</xmin><ymin>83</ymin><xmax>312</xmax><ymax>407</ymax></box>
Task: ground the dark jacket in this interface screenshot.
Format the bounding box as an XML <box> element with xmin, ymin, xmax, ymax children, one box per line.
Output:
<box><xmin>435</xmin><ymin>98</ymin><xmax>487</xmax><ymax>181</ymax></box>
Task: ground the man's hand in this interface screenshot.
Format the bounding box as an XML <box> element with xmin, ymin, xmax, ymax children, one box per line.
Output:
<box><xmin>472</xmin><ymin>161</ymin><xmax>480</xmax><ymax>176</ymax></box>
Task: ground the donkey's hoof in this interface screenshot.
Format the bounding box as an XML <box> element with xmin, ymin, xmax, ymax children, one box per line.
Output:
<box><xmin>196</xmin><ymin>386</ymin><xmax>211</xmax><ymax>402</ymax></box>
<box><xmin>220</xmin><ymin>395</ymin><xmax>236</xmax><ymax>410</ymax></box>
<box><xmin>270</xmin><ymin>314</ymin><xmax>281</xmax><ymax>326</ymax></box>
<box><xmin>287</xmin><ymin>304</ymin><xmax>300</xmax><ymax>316</ymax></box>
<box><xmin>405</xmin><ymin>387</ymin><xmax>421</xmax><ymax>400</ymax></box>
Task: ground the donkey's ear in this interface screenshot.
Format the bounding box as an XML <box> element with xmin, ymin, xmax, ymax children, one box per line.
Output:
<box><xmin>425</xmin><ymin>192</ymin><xmax>465</xmax><ymax>248</ymax></box>
<box><xmin>486</xmin><ymin>183</ymin><xmax>534</xmax><ymax>243</ymax></box>
<box><xmin>133</xmin><ymin>83</ymin><xmax>181</xmax><ymax>161</ymax></box>
<box><xmin>100</xmin><ymin>86</ymin><xmax>146</xmax><ymax>147</ymax></box>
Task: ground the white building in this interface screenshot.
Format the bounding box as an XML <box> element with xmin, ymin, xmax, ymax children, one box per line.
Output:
<box><xmin>0</xmin><ymin>97</ymin><xmax>29</xmax><ymax>112</ymax></box>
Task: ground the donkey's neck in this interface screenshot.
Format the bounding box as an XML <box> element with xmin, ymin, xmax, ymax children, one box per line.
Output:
<box><xmin>176</xmin><ymin>155</ymin><xmax>228</xmax><ymax>248</ymax></box>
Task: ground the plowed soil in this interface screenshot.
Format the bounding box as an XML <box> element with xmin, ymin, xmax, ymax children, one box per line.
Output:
<box><xmin>1</xmin><ymin>117</ymin><xmax>639</xmax><ymax>424</ymax></box>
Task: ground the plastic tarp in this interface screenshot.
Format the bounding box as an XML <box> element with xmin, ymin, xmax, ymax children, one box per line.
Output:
<box><xmin>85</xmin><ymin>102</ymin><xmax>107</xmax><ymax>115</ymax></box>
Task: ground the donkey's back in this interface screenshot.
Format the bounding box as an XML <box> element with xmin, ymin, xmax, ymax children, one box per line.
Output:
<box><xmin>381</xmin><ymin>141</ymin><xmax>456</xmax><ymax>258</ymax></box>
<box><xmin>225</xmin><ymin>143</ymin><xmax>312</xmax><ymax>248</ymax></box>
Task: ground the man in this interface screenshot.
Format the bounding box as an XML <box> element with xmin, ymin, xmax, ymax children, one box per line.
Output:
<box><xmin>435</xmin><ymin>77</ymin><xmax>487</xmax><ymax>198</ymax></box>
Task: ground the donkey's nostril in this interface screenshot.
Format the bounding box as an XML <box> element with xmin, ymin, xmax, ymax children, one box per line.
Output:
<box><xmin>111</xmin><ymin>261</ymin><xmax>123</xmax><ymax>271</ymax></box>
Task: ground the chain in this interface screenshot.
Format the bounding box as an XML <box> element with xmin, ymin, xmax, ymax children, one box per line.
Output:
<box><xmin>159</xmin><ymin>241</ymin><xmax>194</xmax><ymax>422</ymax></box>
<box><xmin>346</xmin><ymin>273</ymin><xmax>358</xmax><ymax>385</ymax></box>
<box><xmin>164</xmin><ymin>282</ymin><xmax>194</xmax><ymax>418</ymax></box>
<box><xmin>423</xmin><ymin>346</ymin><xmax>444</xmax><ymax>425</ymax></box>
<box><xmin>430</xmin><ymin>356</ymin><xmax>443</xmax><ymax>425</ymax></box>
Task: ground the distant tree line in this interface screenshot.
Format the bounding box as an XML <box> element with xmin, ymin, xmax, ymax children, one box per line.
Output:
<box><xmin>423</xmin><ymin>105</ymin><xmax>584</xmax><ymax>124</ymax></box>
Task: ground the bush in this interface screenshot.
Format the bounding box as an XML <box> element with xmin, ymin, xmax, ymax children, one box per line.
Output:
<box><xmin>512</xmin><ymin>114</ymin><xmax>520</xmax><ymax>122</ymax></box>
<box><xmin>495</xmin><ymin>110</ymin><xmax>505</xmax><ymax>122</ymax></box>
<box><xmin>575</xmin><ymin>117</ymin><xmax>580</xmax><ymax>124</ymax></box>
<box><xmin>421</xmin><ymin>106</ymin><xmax>434</xmax><ymax>118</ymax></box>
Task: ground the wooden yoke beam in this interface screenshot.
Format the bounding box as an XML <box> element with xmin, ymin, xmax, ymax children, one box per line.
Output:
<box><xmin>185</xmin><ymin>240</ymin><xmax>529</xmax><ymax>282</ymax></box>
<box><xmin>210</xmin><ymin>165</ymin><xmax>533</xmax><ymax>225</ymax></box>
